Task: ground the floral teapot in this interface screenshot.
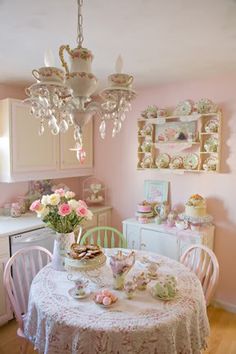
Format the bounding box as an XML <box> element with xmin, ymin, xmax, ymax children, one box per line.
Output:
<box><xmin>59</xmin><ymin>45</ymin><xmax>97</xmax><ymax>98</ymax></box>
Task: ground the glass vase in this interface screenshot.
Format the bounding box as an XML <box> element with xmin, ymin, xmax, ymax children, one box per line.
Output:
<box><xmin>52</xmin><ymin>232</ymin><xmax>75</xmax><ymax>271</ymax></box>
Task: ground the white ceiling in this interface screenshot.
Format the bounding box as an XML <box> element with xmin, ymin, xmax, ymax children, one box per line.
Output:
<box><xmin>1</xmin><ymin>0</ymin><xmax>236</xmax><ymax>89</ymax></box>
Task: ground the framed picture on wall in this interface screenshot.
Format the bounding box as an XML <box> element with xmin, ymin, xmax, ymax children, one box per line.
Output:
<box><xmin>144</xmin><ymin>180</ymin><xmax>169</xmax><ymax>203</ymax></box>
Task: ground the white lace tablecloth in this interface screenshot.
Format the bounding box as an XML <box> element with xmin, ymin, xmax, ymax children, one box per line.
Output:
<box><xmin>24</xmin><ymin>249</ymin><xmax>209</xmax><ymax>354</ymax></box>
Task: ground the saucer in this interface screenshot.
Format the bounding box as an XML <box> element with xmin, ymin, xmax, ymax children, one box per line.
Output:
<box><xmin>68</xmin><ymin>287</ymin><xmax>91</xmax><ymax>299</ymax></box>
<box><xmin>150</xmin><ymin>287</ymin><xmax>177</xmax><ymax>301</ymax></box>
<box><xmin>147</xmin><ymin>272</ymin><xmax>158</xmax><ymax>280</ymax></box>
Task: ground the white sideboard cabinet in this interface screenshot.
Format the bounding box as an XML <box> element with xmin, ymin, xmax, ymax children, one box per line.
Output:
<box><xmin>122</xmin><ymin>218</ymin><xmax>215</xmax><ymax>261</ymax></box>
<box><xmin>0</xmin><ymin>98</ymin><xmax>93</xmax><ymax>182</ymax></box>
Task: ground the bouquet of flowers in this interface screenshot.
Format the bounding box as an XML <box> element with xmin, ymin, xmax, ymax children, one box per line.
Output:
<box><xmin>30</xmin><ymin>188</ymin><xmax>93</xmax><ymax>233</ymax></box>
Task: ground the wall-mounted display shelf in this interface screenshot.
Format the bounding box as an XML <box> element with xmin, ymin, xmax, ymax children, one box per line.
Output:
<box><xmin>137</xmin><ymin>111</ymin><xmax>221</xmax><ymax>173</ymax></box>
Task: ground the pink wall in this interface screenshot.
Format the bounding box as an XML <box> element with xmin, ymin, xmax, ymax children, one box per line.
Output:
<box><xmin>93</xmin><ymin>74</ymin><xmax>236</xmax><ymax>307</ymax></box>
<box><xmin>0</xmin><ymin>85</ymin><xmax>82</xmax><ymax>207</ymax></box>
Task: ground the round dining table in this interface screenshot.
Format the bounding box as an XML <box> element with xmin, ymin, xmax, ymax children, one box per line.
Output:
<box><xmin>23</xmin><ymin>249</ymin><xmax>209</xmax><ymax>354</ymax></box>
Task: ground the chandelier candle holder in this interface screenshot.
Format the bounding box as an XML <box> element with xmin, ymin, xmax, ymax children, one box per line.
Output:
<box><xmin>25</xmin><ymin>0</ymin><xmax>136</xmax><ymax>161</ymax></box>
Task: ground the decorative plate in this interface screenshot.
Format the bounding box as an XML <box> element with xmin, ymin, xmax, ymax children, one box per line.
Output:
<box><xmin>174</xmin><ymin>100</ymin><xmax>193</xmax><ymax>116</ymax></box>
<box><xmin>195</xmin><ymin>99</ymin><xmax>218</xmax><ymax>114</ymax></box>
<box><xmin>204</xmin><ymin>137</ymin><xmax>218</xmax><ymax>152</ymax></box>
<box><xmin>143</xmin><ymin>123</ymin><xmax>153</xmax><ymax>136</ymax></box>
<box><xmin>68</xmin><ymin>287</ymin><xmax>91</xmax><ymax>299</ymax></box>
<box><xmin>169</xmin><ymin>155</ymin><xmax>183</xmax><ymax>169</ymax></box>
<box><xmin>183</xmin><ymin>153</ymin><xmax>199</xmax><ymax>170</ymax></box>
<box><xmin>141</xmin><ymin>155</ymin><xmax>153</xmax><ymax>168</ymax></box>
<box><xmin>204</xmin><ymin>119</ymin><xmax>219</xmax><ymax>133</ymax></box>
<box><xmin>203</xmin><ymin>156</ymin><xmax>218</xmax><ymax>171</ymax></box>
<box><xmin>155</xmin><ymin>153</ymin><xmax>171</xmax><ymax>168</ymax></box>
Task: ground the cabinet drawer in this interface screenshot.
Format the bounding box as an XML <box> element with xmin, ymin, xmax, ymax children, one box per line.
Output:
<box><xmin>0</xmin><ymin>238</ymin><xmax>9</xmax><ymax>257</ymax></box>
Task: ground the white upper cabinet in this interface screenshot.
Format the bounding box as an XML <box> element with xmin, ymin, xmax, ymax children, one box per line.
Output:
<box><xmin>0</xmin><ymin>98</ymin><xmax>93</xmax><ymax>182</ymax></box>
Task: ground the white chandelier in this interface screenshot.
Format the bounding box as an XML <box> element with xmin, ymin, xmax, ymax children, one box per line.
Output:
<box><xmin>25</xmin><ymin>0</ymin><xmax>136</xmax><ymax>161</ymax></box>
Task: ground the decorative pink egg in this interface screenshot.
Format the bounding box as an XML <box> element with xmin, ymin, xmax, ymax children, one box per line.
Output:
<box><xmin>103</xmin><ymin>296</ymin><xmax>112</xmax><ymax>306</ymax></box>
<box><xmin>102</xmin><ymin>289</ymin><xmax>111</xmax><ymax>297</ymax></box>
<box><xmin>96</xmin><ymin>294</ymin><xmax>104</xmax><ymax>304</ymax></box>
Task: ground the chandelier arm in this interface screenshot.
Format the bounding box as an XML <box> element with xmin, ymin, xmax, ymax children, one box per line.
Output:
<box><xmin>77</xmin><ymin>0</ymin><xmax>84</xmax><ymax>47</ymax></box>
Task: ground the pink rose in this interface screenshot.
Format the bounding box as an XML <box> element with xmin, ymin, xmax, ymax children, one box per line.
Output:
<box><xmin>76</xmin><ymin>206</ymin><xmax>88</xmax><ymax>217</ymax></box>
<box><xmin>78</xmin><ymin>200</ymin><xmax>88</xmax><ymax>208</ymax></box>
<box><xmin>58</xmin><ymin>203</ymin><xmax>72</xmax><ymax>217</ymax></box>
<box><xmin>30</xmin><ymin>199</ymin><xmax>42</xmax><ymax>212</ymax></box>
<box><xmin>54</xmin><ymin>188</ymin><xmax>65</xmax><ymax>197</ymax></box>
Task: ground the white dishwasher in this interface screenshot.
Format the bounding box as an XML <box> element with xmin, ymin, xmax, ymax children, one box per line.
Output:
<box><xmin>10</xmin><ymin>227</ymin><xmax>55</xmax><ymax>256</ymax></box>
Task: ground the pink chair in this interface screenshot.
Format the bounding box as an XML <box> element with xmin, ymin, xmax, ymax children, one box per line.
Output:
<box><xmin>3</xmin><ymin>246</ymin><xmax>52</xmax><ymax>354</ymax></box>
<box><xmin>180</xmin><ymin>244</ymin><xmax>219</xmax><ymax>306</ymax></box>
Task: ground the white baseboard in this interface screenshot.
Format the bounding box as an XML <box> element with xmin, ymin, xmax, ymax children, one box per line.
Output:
<box><xmin>211</xmin><ymin>298</ymin><xmax>236</xmax><ymax>313</ymax></box>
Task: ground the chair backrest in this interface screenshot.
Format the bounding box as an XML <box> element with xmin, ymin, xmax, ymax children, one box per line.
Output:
<box><xmin>3</xmin><ymin>246</ymin><xmax>52</xmax><ymax>329</ymax></box>
<box><xmin>180</xmin><ymin>244</ymin><xmax>219</xmax><ymax>306</ymax></box>
<box><xmin>80</xmin><ymin>226</ymin><xmax>126</xmax><ymax>248</ymax></box>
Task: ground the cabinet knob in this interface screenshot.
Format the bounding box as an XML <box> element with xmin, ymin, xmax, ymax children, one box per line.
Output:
<box><xmin>140</xmin><ymin>242</ymin><xmax>146</xmax><ymax>249</ymax></box>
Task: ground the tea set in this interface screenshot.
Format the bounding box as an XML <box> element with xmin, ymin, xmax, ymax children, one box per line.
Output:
<box><xmin>32</xmin><ymin>45</ymin><xmax>133</xmax><ymax>99</ymax></box>
<box><xmin>67</xmin><ymin>251</ymin><xmax>177</xmax><ymax>304</ymax></box>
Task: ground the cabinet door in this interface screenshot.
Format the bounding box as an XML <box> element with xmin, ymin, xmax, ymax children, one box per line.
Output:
<box><xmin>11</xmin><ymin>101</ymin><xmax>58</xmax><ymax>173</ymax></box>
<box><xmin>178</xmin><ymin>238</ymin><xmax>200</xmax><ymax>260</ymax></box>
<box><xmin>60</xmin><ymin>119</ymin><xmax>93</xmax><ymax>169</ymax></box>
<box><xmin>140</xmin><ymin>229</ymin><xmax>179</xmax><ymax>260</ymax></box>
<box><xmin>0</xmin><ymin>257</ymin><xmax>13</xmax><ymax>325</ymax></box>
<box><xmin>123</xmin><ymin>223</ymin><xmax>140</xmax><ymax>250</ymax></box>
<box><xmin>98</xmin><ymin>211</ymin><xmax>111</xmax><ymax>227</ymax></box>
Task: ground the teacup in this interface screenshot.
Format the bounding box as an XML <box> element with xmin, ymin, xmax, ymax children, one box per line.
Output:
<box><xmin>32</xmin><ymin>66</ymin><xmax>65</xmax><ymax>83</ymax></box>
<box><xmin>108</xmin><ymin>73</ymin><xmax>133</xmax><ymax>88</ymax></box>
<box><xmin>147</xmin><ymin>262</ymin><xmax>158</xmax><ymax>278</ymax></box>
<box><xmin>133</xmin><ymin>272</ymin><xmax>150</xmax><ymax>290</ymax></box>
<box><xmin>67</xmin><ymin>274</ymin><xmax>89</xmax><ymax>296</ymax></box>
<box><xmin>124</xmin><ymin>280</ymin><xmax>137</xmax><ymax>299</ymax></box>
<box><xmin>175</xmin><ymin>220</ymin><xmax>188</xmax><ymax>230</ymax></box>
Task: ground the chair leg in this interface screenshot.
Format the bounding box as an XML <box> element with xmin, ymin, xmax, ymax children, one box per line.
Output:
<box><xmin>19</xmin><ymin>338</ymin><xmax>29</xmax><ymax>354</ymax></box>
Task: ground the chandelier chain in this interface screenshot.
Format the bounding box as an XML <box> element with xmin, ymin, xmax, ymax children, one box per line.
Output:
<box><xmin>77</xmin><ymin>0</ymin><xmax>84</xmax><ymax>46</ymax></box>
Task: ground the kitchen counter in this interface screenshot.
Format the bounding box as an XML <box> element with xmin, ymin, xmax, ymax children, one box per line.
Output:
<box><xmin>0</xmin><ymin>206</ymin><xmax>112</xmax><ymax>238</ymax></box>
<box><xmin>0</xmin><ymin>213</ymin><xmax>44</xmax><ymax>237</ymax></box>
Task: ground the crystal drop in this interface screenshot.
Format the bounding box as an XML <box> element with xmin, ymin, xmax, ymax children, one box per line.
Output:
<box><xmin>120</xmin><ymin>113</ymin><xmax>126</xmax><ymax>122</ymax></box>
<box><xmin>59</xmin><ymin>119</ymin><xmax>69</xmax><ymax>133</ymax></box>
<box><xmin>112</xmin><ymin>126</ymin><xmax>117</xmax><ymax>138</ymax></box>
<box><xmin>117</xmin><ymin>120</ymin><xmax>122</xmax><ymax>133</ymax></box>
<box><xmin>100</xmin><ymin>131</ymin><xmax>105</xmax><ymax>139</ymax></box>
<box><xmin>99</xmin><ymin>120</ymin><xmax>106</xmax><ymax>134</ymax></box>
<box><xmin>51</xmin><ymin>124</ymin><xmax>59</xmax><ymax>135</ymax></box>
<box><xmin>74</xmin><ymin>126</ymin><xmax>82</xmax><ymax>141</ymax></box>
<box><xmin>67</xmin><ymin>113</ymin><xmax>74</xmax><ymax>126</ymax></box>
<box><xmin>38</xmin><ymin>124</ymin><xmax>45</xmax><ymax>136</ymax></box>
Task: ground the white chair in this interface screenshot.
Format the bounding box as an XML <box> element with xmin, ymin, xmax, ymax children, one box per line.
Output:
<box><xmin>180</xmin><ymin>244</ymin><xmax>219</xmax><ymax>306</ymax></box>
<box><xmin>3</xmin><ymin>246</ymin><xmax>52</xmax><ymax>354</ymax></box>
